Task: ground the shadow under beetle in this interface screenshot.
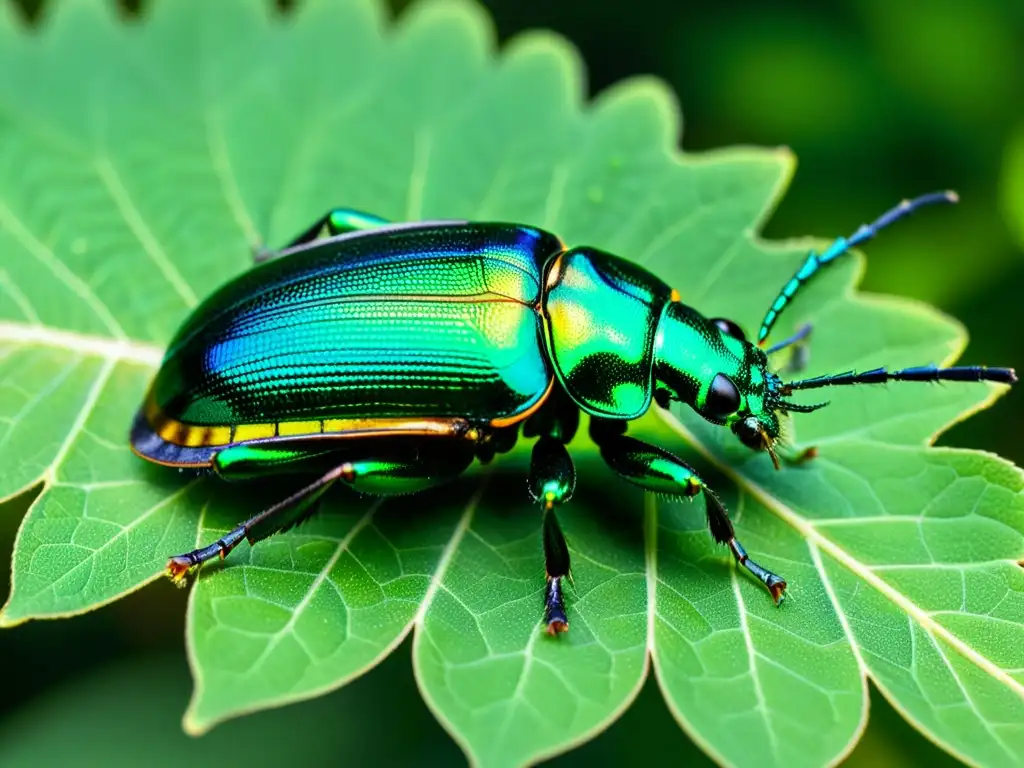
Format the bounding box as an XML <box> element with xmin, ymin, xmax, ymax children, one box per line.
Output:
<box><xmin>131</xmin><ymin>192</ymin><xmax>1017</xmax><ymax>635</ymax></box>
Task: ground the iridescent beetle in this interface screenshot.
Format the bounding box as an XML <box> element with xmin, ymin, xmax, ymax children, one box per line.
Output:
<box><xmin>131</xmin><ymin>192</ymin><xmax>1017</xmax><ymax>634</ymax></box>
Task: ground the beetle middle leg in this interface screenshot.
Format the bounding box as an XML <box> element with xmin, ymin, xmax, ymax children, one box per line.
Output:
<box><xmin>253</xmin><ymin>208</ymin><xmax>391</xmax><ymax>263</ymax></box>
<box><xmin>591</xmin><ymin>420</ymin><xmax>787</xmax><ymax>605</ymax></box>
<box><xmin>166</xmin><ymin>438</ymin><xmax>474</xmax><ymax>582</ymax></box>
<box><xmin>522</xmin><ymin>386</ymin><xmax>581</xmax><ymax>634</ymax></box>
<box><xmin>528</xmin><ymin>437</ymin><xmax>576</xmax><ymax>634</ymax></box>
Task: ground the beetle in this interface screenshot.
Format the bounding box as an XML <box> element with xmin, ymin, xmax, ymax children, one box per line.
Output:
<box><xmin>131</xmin><ymin>192</ymin><xmax>1016</xmax><ymax>635</ymax></box>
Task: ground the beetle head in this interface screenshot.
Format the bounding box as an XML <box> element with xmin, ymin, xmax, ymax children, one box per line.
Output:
<box><xmin>653</xmin><ymin>302</ymin><xmax>792</xmax><ymax>469</ymax></box>
<box><xmin>654</xmin><ymin>301</ymin><xmax>1017</xmax><ymax>469</ymax></box>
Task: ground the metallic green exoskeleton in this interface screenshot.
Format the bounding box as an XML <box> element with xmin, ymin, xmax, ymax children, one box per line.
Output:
<box><xmin>131</xmin><ymin>194</ymin><xmax>1017</xmax><ymax>634</ymax></box>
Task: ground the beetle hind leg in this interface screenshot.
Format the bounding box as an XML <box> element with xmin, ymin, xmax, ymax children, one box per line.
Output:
<box><xmin>167</xmin><ymin>466</ymin><xmax>339</xmax><ymax>583</ymax></box>
<box><xmin>522</xmin><ymin>387</ymin><xmax>581</xmax><ymax>635</ymax></box>
<box><xmin>167</xmin><ymin>441</ymin><xmax>474</xmax><ymax>583</ymax></box>
<box><xmin>529</xmin><ymin>436</ymin><xmax>576</xmax><ymax>635</ymax></box>
<box><xmin>542</xmin><ymin>506</ymin><xmax>571</xmax><ymax>634</ymax></box>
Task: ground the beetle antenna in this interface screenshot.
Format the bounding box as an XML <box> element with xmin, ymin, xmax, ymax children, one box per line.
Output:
<box><xmin>782</xmin><ymin>365</ymin><xmax>1017</xmax><ymax>393</ymax></box>
<box><xmin>756</xmin><ymin>191</ymin><xmax>958</xmax><ymax>346</ymax></box>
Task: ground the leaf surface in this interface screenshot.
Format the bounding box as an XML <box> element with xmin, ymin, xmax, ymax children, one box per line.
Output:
<box><xmin>0</xmin><ymin>1</ymin><xmax>1020</xmax><ymax>766</ymax></box>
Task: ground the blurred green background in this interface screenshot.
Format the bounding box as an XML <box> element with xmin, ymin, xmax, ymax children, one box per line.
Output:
<box><xmin>1</xmin><ymin>0</ymin><xmax>1020</xmax><ymax>765</ymax></box>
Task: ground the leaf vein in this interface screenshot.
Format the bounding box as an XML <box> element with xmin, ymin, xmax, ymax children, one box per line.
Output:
<box><xmin>405</xmin><ymin>128</ymin><xmax>433</xmax><ymax>221</ymax></box>
<box><xmin>237</xmin><ymin>501</ymin><xmax>379</xmax><ymax>680</ymax></box>
<box><xmin>414</xmin><ymin>474</ymin><xmax>490</xmax><ymax>627</ymax></box>
<box><xmin>93</xmin><ymin>156</ymin><xmax>198</xmax><ymax>308</ymax></box>
<box><xmin>204</xmin><ymin>110</ymin><xmax>262</xmax><ymax>246</ymax></box>
<box><xmin>0</xmin><ymin>269</ymin><xmax>41</xmax><ymax>324</ymax></box>
<box><xmin>926</xmin><ymin>628</ymin><xmax>1019</xmax><ymax>762</ymax></box>
<box><xmin>731</xmin><ymin>567</ymin><xmax>781</xmax><ymax>763</ymax></box>
<box><xmin>0</xmin><ymin>202</ymin><xmax>126</xmax><ymax>339</ymax></box>
<box><xmin>0</xmin><ymin>322</ymin><xmax>163</xmax><ymax>366</ymax></box>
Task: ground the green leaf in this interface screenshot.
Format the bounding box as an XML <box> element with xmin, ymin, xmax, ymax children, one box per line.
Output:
<box><xmin>1</xmin><ymin>1</ymin><xmax>1021</xmax><ymax>766</ymax></box>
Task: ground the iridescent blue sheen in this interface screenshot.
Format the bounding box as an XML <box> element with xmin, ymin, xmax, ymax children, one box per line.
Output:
<box><xmin>152</xmin><ymin>223</ymin><xmax>562</xmax><ymax>426</ymax></box>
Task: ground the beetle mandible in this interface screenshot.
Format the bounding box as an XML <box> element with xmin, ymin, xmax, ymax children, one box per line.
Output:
<box><xmin>131</xmin><ymin>193</ymin><xmax>1017</xmax><ymax>635</ymax></box>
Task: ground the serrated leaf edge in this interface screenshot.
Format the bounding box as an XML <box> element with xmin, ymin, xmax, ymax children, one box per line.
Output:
<box><xmin>0</xmin><ymin>320</ymin><xmax>167</xmax><ymax>622</ymax></box>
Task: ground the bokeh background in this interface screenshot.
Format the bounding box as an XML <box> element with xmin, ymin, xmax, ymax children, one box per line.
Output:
<box><xmin>1</xmin><ymin>0</ymin><xmax>1020</xmax><ymax>765</ymax></box>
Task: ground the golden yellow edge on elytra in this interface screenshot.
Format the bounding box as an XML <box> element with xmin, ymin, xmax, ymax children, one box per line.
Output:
<box><xmin>278</xmin><ymin>420</ymin><xmax>323</xmax><ymax>437</ymax></box>
<box><xmin>233</xmin><ymin>423</ymin><xmax>276</xmax><ymax>442</ymax></box>
<box><xmin>206</xmin><ymin>426</ymin><xmax>232</xmax><ymax>444</ymax></box>
<box><xmin>183</xmin><ymin>429</ymin><xmax>207</xmax><ymax>448</ymax></box>
<box><xmin>144</xmin><ymin>391</ymin><xmax>480</xmax><ymax>448</ymax></box>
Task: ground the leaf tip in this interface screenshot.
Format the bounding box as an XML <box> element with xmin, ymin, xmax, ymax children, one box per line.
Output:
<box><xmin>397</xmin><ymin>0</ymin><xmax>496</xmax><ymax>56</ymax></box>
<box><xmin>0</xmin><ymin>596</ymin><xmax>27</xmax><ymax>628</ymax></box>
<box><xmin>501</xmin><ymin>29</ymin><xmax>586</xmax><ymax>109</ymax></box>
<box><xmin>774</xmin><ymin>144</ymin><xmax>795</xmax><ymax>161</ymax></box>
<box><xmin>181</xmin><ymin>707</ymin><xmax>210</xmax><ymax>738</ymax></box>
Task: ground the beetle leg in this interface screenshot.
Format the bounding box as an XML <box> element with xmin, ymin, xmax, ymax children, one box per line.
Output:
<box><xmin>594</xmin><ymin>430</ymin><xmax>787</xmax><ymax>605</ymax></box>
<box><xmin>253</xmin><ymin>208</ymin><xmax>391</xmax><ymax>263</ymax></box>
<box><xmin>528</xmin><ymin>436</ymin><xmax>576</xmax><ymax>635</ymax></box>
<box><xmin>166</xmin><ymin>441</ymin><xmax>473</xmax><ymax>583</ymax></box>
<box><xmin>166</xmin><ymin>462</ymin><xmax>343</xmax><ymax>582</ymax></box>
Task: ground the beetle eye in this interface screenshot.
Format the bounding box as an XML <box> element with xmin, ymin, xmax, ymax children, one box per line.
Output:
<box><xmin>705</xmin><ymin>373</ymin><xmax>741</xmax><ymax>418</ymax></box>
<box><xmin>711</xmin><ymin>317</ymin><xmax>746</xmax><ymax>342</ymax></box>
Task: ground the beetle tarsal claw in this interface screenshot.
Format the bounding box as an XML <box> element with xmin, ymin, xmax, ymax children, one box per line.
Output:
<box><xmin>546</xmin><ymin>619</ymin><xmax>569</xmax><ymax>636</ymax></box>
<box><xmin>767</xmin><ymin>576</ymin><xmax>787</xmax><ymax>606</ymax></box>
<box><xmin>166</xmin><ymin>556</ymin><xmax>193</xmax><ymax>585</ymax></box>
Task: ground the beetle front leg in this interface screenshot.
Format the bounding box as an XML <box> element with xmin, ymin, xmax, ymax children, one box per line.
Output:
<box><xmin>528</xmin><ymin>436</ymin><xmax>576</xmax><ymax>634</ymax></box>
<box><xmin>253</xmin><ymin>207</ymin><xmax>391</xmax><ymax>263</ymax></box>
<box><xmin>167</xmin><ymin>441</ymin><xmax>473</xmax><ymax>582</ymax></box>
<box><xmin>595</xmin><ymin>430</ymin><xmax>787</xmax><ymax>605</ymax></box>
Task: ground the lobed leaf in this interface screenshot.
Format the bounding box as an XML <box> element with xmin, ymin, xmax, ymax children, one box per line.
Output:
<box><xmin>0</xmin><ymin>0</ymin><xmax>1020</xmax><ymax>766</ymax></box>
